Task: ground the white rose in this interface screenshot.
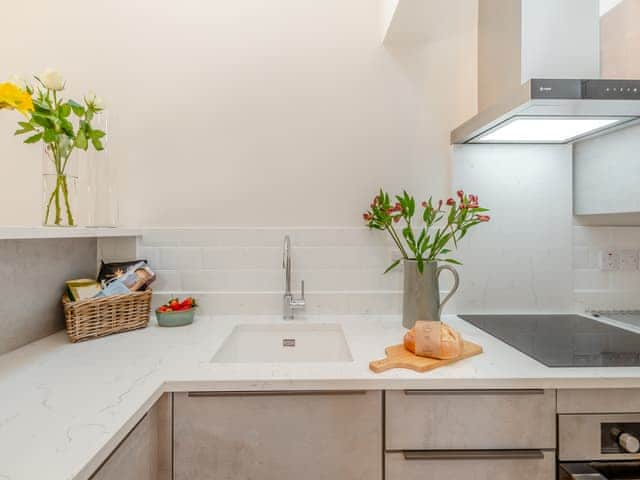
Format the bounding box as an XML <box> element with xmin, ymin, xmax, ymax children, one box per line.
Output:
<box><xmin>40</xmin><ymin>68</ymin><xmax>65</xmax><ymax>91</ymax></box>
<box><xmin>85</xmin><ymin>91</ymin><xmax>106</xmax><ymax>110</ymax></box>
<box><xmin>8</xmin><ymin>74</ymin><xmax>28</xmax><ymax>90</ymax></box>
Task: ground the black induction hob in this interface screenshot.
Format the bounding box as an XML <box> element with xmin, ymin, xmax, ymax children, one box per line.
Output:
<box><xmin>459</xmin><ymin>315</ymin><xmax>640</xmax><ymax>367</ymax></box>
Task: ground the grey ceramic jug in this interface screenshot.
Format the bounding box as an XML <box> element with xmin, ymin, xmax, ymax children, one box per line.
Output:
<box><xmin>402</xmin><ymin>260</ymin><xmax>460</xmax><ymax>329</ymax></box>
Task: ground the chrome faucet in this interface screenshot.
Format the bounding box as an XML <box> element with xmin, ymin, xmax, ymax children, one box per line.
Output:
<box><xmin>282</xmin><ymin>235</ymin><xmax>305</xmax><ymax>319</ymax></box>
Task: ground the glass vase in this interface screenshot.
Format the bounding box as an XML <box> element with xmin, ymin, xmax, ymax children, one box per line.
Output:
<box><xmin>42</xmin><ymin>140</ymin><xmax>79</xmax><ymax>227</ymax></box>
<box><xmin>81</xmin><ymin>112</ymin><xmax>117</xmax><ymax>227</ymax></box>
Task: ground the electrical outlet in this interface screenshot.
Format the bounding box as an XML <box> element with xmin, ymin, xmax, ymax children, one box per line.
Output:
<box><xmin>619</xmin><ymin>249</ymin><xmax>640</xmax><ymax>271</ymax></box>
<box><xmin>601</xmin><ymin>249</ymin><xmax>620</xmax><ymax>271</ymax></box>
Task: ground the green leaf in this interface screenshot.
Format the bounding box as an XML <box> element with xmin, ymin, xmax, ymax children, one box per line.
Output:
<box><xmin>59</xmin><ymin>104</ymin><xmax>71</xmax><ymax>118</ymax></box>
<box><xmin>443</xmin><ymin>258</ymin><xmax>463</xmax><ymax>265</ymax></box>
<box><xmin>72</xmin><ymin>106</ymin><xmax>85</xmax><ymax>116</ymax></box>
<box><xmin>33</xmin><ymin>100</ymin><xmax>51</xmax><ymax>112</ymax></box>
<box><xmin>91</xmin><ymin>137</ymin><xmax>104</xmax><ymax>151</ymax></box>
<box><xmin>24</xmin><ymin>132</ymin><xmax>43</xmax><ymax>144</ymax></box>
<box><xmin>18</xmin><ymin>121</ymin><xmax>34</xmax><ymax>131</ymax></box>
<box><xmin>43</xmin><ymin>129</ymin><xmax>57</xmax><ymax>143</ymax></box>
<box><xmin>383</xmin><ymin>259</ymin><xmax>401</xmax><ymax>274</ymax></box>
<box><xmin>67</xmin><ymin>99</ymin><xmax>82</xmax><ymax>108</ymax></box>
<box><xmin>60</xmin><ymin>118</ymin><xmax>74</xmax><ymax>137</ymax></box>
<box><xmin>90</xmin><ymin>129</ymin><xmax>106</xmax><ymax>140</ymax></box>
<box><xmin>75</xmin><ymin>130</ymin><xmax>88</xmax><ymax>150</ymax></box>
<box><xmin>31</xmin><ymin>112</ymin><xmax>55</xmax><ymax>129</ymax></box>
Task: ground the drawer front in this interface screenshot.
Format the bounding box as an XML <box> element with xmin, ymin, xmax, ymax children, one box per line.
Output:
<box><xmin>558</xmin><ymin>389</ymin><xmax>640</xmax><ymax>413</ymax></box>
<box><xmin>386</xmin><ymin>389</ymin><xmax>556</xmax><ymax>450</ymax></box>
<box><xmin>386</xmin><ymin>450</ymin><xmax>555</xmax><ymax>480</ymax></box>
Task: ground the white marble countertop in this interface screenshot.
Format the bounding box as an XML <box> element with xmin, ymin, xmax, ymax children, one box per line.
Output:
<box><xmin>2</xmin><ymin>313</ymin><xmax>640</xmax><ymax>480</ymax></box>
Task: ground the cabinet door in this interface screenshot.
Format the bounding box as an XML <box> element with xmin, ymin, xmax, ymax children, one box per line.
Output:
<box><xmin>174</xmin><ymin>390</ymin><xmax>383</xmax><ymax>480</ymax></box>
<box><xmin>91</xmin><ymin>394</ymin><xmax>171</xmax><ymax>480</ymax></box>
<box><xmin>386</xmin><ymin>450</ymin><xmax>555</xmax><ymax>480</ymax></box>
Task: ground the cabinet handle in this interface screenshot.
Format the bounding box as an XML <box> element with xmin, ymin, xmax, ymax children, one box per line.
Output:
<box><xmin>403</xmin><ymin>389</ymin><xmax>545</xmax><ymax>396</ymax></box>
<box><xmin>403</xmin><ymin>450</ymin><xmax>545</xmax><ymax>460</ymax></box>
<box><xmin>188</xmin><ymin>390</ymin><xmax>367</xmax><ymax>397</ymax></box>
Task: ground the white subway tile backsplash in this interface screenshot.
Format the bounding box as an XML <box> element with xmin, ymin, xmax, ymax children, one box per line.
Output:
<box><xmin>153</xmin><ymin>270</ymin><xmax>182</xmax><ymax>291</ymax></box>
<box><xmin>157</xmin><ymin>247</ymin><xmax>178</xmax><ymax>269</ymax></box>
<box><xmin>141</xmin><ymin>228</ymin><xmax>406</xmax><ymax>315</ymax></box>
<box><xmin>202</xmin><ymin>247</ymin><xmax>281</xmax><ymax>270</ymax></box>
<box><xmin>138</xmin><ymin>246</ymin><xmax>159</xmax><ymax>267</ymax></box>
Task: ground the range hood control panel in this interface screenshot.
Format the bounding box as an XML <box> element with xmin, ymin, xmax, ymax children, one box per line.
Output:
<box><xmin>530</xmin><ymin>79</ymin><xmax>640</xmax><ymax>100</ymax></box>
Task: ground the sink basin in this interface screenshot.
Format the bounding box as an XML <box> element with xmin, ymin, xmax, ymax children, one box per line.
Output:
<box><xmin>211</xmin><ymin>323</ymin><xmax>353</xmax><ymax>363</ymax></box>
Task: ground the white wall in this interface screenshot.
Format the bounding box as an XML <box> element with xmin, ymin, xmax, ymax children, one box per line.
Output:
<box><xmin>0</xmin><ymin>0</ymin><xmax>477</xmax><ymax>227</ymax></box>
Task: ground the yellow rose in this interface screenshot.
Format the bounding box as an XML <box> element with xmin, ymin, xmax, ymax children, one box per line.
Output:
<box><xmin>0</xmin><ymin>82</ymin><xmax>34</xmax><ymax>116</ymax></box>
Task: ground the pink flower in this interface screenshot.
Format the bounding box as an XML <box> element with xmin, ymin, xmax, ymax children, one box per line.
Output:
<box><xmin>469</xmin><ymin>194</ymin><xmax>478</xmax><ymax>203</ymax></box>
<box><xmin>456</xmin><ymin>189</ymin><xmax>464</xmax><ymax>199</ymax></box>
<box><xmin>446</xmin><ymin>198</ymin><xmax>455</xmax><ymax>206</ymax></box>
<box><xmin>363</xmin><ymin>213</ymin><xmax>372</xmax><ymax>221</ymax></box>
<box><xmin>421</xmin><ymin>201</ymin><xmax>428</xmax><ymax>208</ymax></box>
<box><xmin>393</xmin><ymin>216</ymin><xmax>401</xmax><ymax>223</ymax></box>
<box><xmin>476</xmin><ymin>215</ymin><xmax>490</xmax><ymax>222</ymax></box>
<box><xmin>438</xmin><ymin>199</ymin><xmax>443</xmax><ymax>209</ymax></box>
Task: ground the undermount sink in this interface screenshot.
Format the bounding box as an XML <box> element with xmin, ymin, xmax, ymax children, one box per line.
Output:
<box><xmin>211</xmin><ymin>323</ymin><xmax>353</xmax><ymax>363</ymax></box>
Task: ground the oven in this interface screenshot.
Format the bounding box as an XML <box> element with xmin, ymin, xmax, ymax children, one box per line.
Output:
<box><xmin>559</xmin><ymin>414</ymin><xmax>640</xmax><ymax>479</ymax></box>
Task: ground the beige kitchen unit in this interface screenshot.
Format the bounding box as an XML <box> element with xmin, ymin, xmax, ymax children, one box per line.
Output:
<box><xmin>173</xmin><ymin>390</ymin><xmax>383</xmax><ymax>480</ymax></box>
<box><xmin>385</xmin><ymin>389</ymin><xmax>556</xmax><ymax>480</ymax></box>
<box><xmin>91</xmin><ymin>394</ymin><xmax>171</xmax><ymax>480</ymax></box>
<box><xmin>89</xmin><ymin>388</ymin><xmax>560</xmax><ymax>480</ymax></box>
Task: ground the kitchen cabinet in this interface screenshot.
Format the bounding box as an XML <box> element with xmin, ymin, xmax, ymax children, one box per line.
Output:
<box><xmin>386</xmin><ymin>450</ymin><xmax>555</xmax><ymax>480</ymax></box>
<box><xmin>173</xmin><ymin>390</ymin><xmax>383</xmax><ymax>480</ymax></box>
<box><xmin>558</xmin><ymin>388</ymin><xmax>640</xmax><ymax>413</ymax></box>
<box><xmin>386</xmin><ymin>389</ymin><xmax>556</xmax><ymax>450</ymax></box>
<box><xmin>91</xmin><ymin>394</ymin><xmax>171</xmax><ymax>480</ymax></box>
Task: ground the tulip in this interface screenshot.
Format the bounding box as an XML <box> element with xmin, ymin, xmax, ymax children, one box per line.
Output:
<box><xmin>40</xmin><ymin>68</ymin><xmax>65</xmax><ymax>91</ymax></box>
<box><xmin>446</xmin><ymin>198</ymin><xmax>455</xmax><ymax>206</ymax></box>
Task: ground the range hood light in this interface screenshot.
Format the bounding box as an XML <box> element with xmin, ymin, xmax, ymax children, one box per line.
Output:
<box><xmin>472</xmin><ymin>117</ymin><xmax>626</xmax><ymax>144</ymax></box>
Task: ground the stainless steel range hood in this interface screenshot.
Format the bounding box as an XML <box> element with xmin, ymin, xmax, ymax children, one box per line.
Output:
<box><xmin>450</xmin><ymin>0</ymin><xmax>640</xmax><ymax>145</ymax></box>
<box><xmin>451</xmin><ymin>78</ymin><xmax>640</xmax><ymax>144</ymax></box>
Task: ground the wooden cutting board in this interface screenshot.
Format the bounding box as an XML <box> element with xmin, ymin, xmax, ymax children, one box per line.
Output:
<box><xmin>369</xmin><ymin>341</ymin><xmax>483</xmax><ymax>373</ymax></box>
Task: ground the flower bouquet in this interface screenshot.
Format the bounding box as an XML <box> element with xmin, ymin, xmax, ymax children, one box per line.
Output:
<box><xmin>363</xmin><ymin>188</ymin><xmax>490</xmax><ymax>326</ymax></box>
<box><xmin>0</xmin><ymin>69</ymin><xmax>106</xmax><ymax>226</ymax></box>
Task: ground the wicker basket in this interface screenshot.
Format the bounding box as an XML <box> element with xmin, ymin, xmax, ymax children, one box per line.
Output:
<box><xmin>62</xmin><ymin>290</ymin><xmax>152</xmax><ymax>342</ymax></box>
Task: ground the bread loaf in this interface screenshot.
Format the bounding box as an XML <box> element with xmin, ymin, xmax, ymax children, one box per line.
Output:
<box><xmin>403</xmin><ymin>321</ymin><xmax>463</xmax><ymax>359</ymax></box>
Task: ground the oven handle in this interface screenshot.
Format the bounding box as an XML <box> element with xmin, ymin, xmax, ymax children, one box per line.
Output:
<box><xmin>559</xmin><ymin>463</ymin><xmax>607</xmax><ymax>480</ymax></box>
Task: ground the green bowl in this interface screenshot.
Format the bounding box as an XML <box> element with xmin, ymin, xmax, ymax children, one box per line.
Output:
<box><xmin>155</xmin><ymin>307</ymin><xmax>196</xmax><ymax>327</ymax></box>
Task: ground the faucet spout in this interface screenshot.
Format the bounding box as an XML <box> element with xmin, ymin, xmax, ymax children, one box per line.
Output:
<box><xmin>282</xmin><ymin>235</ymin><xmax>305</xmax><ymax>319</ymax></box>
